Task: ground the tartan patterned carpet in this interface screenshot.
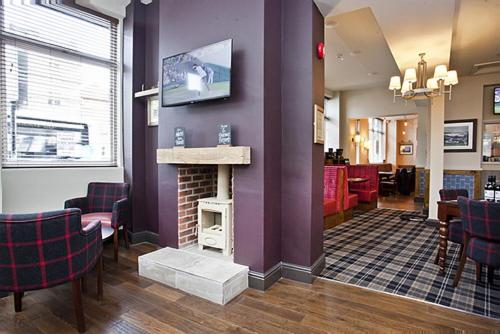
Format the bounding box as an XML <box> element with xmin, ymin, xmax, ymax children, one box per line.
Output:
<box><xmin>320</xmin><ymin>208</ymin><xmax>500</xmax><ymax>319</ymax></box>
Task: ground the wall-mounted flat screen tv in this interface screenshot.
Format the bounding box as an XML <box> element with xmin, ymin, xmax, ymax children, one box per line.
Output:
<box><xmin>495</xmin><ymin>87</ymin><xmax>500</xmax><ymax>115</ymax></box>
<box><xmin>162</xmin><ymin>39</ymin><xmax>232</xmax><ymax>107</ymax></box>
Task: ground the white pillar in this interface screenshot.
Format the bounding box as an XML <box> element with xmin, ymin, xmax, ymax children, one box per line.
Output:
<box><xmin>428</xmin><ymin>95</ymin><xmax>445</xmax><ymax>219</ymax></box>
<box><xmin>217</xmin><ymin>164</ymin><xmax>230</xmax><ymax>200</ymax></box>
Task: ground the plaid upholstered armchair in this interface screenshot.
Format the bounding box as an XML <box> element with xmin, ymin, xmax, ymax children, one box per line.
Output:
<box><xmin>65</xmin><ymin>182</ymin><xmax>130</xmax><ymax>261</ymax></box>
<box><xmin>454</xmin><ymin>197</ymin><xmax>500</xmax><ymax>287</ymax></box>
<box><xmin>0</xmin><ymin>209</ymin><xmax>103</xmax><ymax>333</ymax></box>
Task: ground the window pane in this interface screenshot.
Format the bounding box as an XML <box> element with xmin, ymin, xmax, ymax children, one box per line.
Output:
<box><xmin>2</xmin><ymin>2</ymin><xmax>112</xmax><ymax>60</ymax></box>
<box><xmin>3</xmin><ymin>42</ymin><xmax>114</xmax><ymax>164</ymax></box>
<box><xmin>1</xmin><ymin>3</ymin><xmax>118</xmax><ymax>167</ymax></box>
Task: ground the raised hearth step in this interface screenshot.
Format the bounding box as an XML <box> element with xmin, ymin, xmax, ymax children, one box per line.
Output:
<box><xmin>138</xmin><ymin>247</ymin><xmax>248</xmax><ymax>305</ymax></box>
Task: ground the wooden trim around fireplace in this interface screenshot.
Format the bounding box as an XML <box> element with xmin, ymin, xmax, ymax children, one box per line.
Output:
<box><xmin>157</xmin><ymin>146</ymin><xmax>251</xmax><ymax>165</ymax></box>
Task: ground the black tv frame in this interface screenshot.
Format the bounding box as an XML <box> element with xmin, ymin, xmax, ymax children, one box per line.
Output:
<box><xmin>161</xmin><ymin>39</ymin><xmax>232</xmax><ymax>108</ymax></box>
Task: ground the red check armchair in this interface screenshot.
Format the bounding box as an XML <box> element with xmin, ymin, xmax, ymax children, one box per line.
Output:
<box><xmin>65</xmin><ymin>182</ymin><xmax>130</xmax><ymax>262</ymax></box>
<box><xmin>0</xmin><ymin>209</ymin><xmax>103</xmax><ymax>333</ymax></box>
<box><xmin>454</xmin><ymin>197</ymin><xmax>500</xmax><ymax>287</ymax></box>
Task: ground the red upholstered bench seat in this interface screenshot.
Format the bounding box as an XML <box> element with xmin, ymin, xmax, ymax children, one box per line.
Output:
<box><xmin>324</xmin><ymin>199</ymin><xmax>339</xmax><ymax>217</ymax></box>
<box><xmin>351</xmin><ymin>189</ymin><xmax>378</xmax><ymax>203</ymax></box>
<box><xmin>347</xmin><ymin>193</ymin><xmax>358</xmax><ymax>209</ymax></box>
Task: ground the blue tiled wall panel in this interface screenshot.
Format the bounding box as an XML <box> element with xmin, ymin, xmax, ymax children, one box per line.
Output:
<box><xmin>418</xmin><ymin>170</ymin><xmax>426</xmax><ymax>196</ymax></box>
<box><xmin>443</xmin><ymin>174</ymin><xmax>474</xmax><ymax>198</ymax></box>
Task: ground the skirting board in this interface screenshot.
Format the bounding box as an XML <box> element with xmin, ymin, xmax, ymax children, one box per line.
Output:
<box><xmin>130</xmin><ymin>231</ymin><xmax>159</xmax><ymax>245</ymax></box>
<box><xmin>248</xmin><ymin>262</ymin><xmax>282</xmax><ymax>291</ymax></box>
<box><xmin>249</xmin><ymin>253</ymin><xmax>326</xmax><ymax>290</ymax></box>
<box><xmin>282</xmin><ymin>254</ymin><xmax>326</xmax><ymax>284</ymax></box>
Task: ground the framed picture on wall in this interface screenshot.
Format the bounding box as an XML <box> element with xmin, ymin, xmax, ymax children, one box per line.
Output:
<box><xmin>314</xmin><ymin>104</ymin><xmax>324</xmax><ymax>144</ymax></box>
<box><xmin>399</xmin><ymin>144</ymin><xmax>413</xmax><ymax>155</ymax></box>
<box><xmin>443</xmin><ymin>119</ymin><xmax>477</xmax><ymax>152</ymax></box>
<box><xmin>147</xmin><ymin>97</ymin><xmax>159</xmax><ymax>126</ymax></box>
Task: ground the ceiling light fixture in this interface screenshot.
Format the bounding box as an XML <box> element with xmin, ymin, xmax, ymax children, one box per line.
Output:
<box><xmin>388</xmin><ymin>53</ymin><xmax>458</xmax><ymax>102</ymax></box>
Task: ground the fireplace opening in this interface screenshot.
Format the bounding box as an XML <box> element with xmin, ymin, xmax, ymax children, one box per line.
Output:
<box><xmin>177</xmin><ymin>165</ymin><xmax>234</xmax><ymax>256</ymax></box>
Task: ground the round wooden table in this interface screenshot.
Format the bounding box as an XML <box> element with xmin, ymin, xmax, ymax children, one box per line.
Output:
<box><xmin>348</xmin><ymin>177</ymin><xmax>369</xmax><ymax>184</ymax></box>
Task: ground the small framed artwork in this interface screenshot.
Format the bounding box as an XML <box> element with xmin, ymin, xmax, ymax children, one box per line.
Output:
<box><xmin>444</xmin><ymin>119</ymin><xmax>477</xmax><ymax>152</ymax></box>
<box><xmin>399</xmin><ymin>144</ymin><xmax>413</xmax><ymax>155</ymax></box>
<box><xmin>147</xmin><ymin>97</ymin><xmax>159</xmax><ymax>126</ymax></box>
<box><xmin>314</xmin><ymin>104</ymin><xmax>325</xmax><ymax>144</ymax></box>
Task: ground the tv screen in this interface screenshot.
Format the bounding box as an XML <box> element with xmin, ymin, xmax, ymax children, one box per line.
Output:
<box><xmin>495</xmin><ymin>87</ymin><xmax>500</xmax><ymax>115</ymax></box>
<box><xmin>162</xmin><ymin>39</ymin><xmax>232</xmax><ymax>107</ymax></box>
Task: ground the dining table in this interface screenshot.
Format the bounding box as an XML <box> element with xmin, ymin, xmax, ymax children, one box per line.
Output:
<box><xmin>347</xmin><ymin>177</ymin><xmax>369</xmax><ymax>184</ymax></box>
<box><xmin>436</xmin><ymin>200</ymin><xmax>461</xmax><ymax>275</ymax></box>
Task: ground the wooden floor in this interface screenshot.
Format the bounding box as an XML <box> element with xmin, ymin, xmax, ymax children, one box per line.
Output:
<box><xmin>378</xmin><ymin>193</ymin><xmax>424</xmax><ymax>211</ymax></box>
<box><xmin>1</xmin><ymin>243</ymin><xmax>499</xmax><ymax>333</ymax></box>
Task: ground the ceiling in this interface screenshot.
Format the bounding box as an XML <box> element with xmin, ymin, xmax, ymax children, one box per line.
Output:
<box><xmin>319</xmin><ymin>0</ymin><xmax>500</xmax><ymax>91</ymax></box>
<box><xmin>450</xmin><ymin>0</ymin><xmax>500</xmax><ymax>76</ymax></box>
<box><xmin>324</xmin><ymin>7</ymin><xmax>400</xmax><ymax>91</ymax></box>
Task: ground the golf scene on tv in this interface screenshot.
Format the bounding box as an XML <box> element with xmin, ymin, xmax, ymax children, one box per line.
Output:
<box><xmin>495</xmin><ymin>87</ymin><xmax>500</xmax><ymax>114</ymax></box>
<box><xmin>162</xmin><ymin>39</ymin><xmax>232</xmax><ymax>107</ymax></box>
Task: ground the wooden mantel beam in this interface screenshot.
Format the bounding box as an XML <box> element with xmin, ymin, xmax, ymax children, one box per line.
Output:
<box><xmin>157</xmin><ymin>146</ymin><xmax>251</xmax><ymax>165</ymax></box>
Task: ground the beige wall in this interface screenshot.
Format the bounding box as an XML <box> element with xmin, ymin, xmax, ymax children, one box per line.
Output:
<box><xmin>444</xmin><ymin>73</ymin><xmax>500</xmax><ymax>170</ymax></box>
<box><xmin>396</xmin><ymin>119</ymin><xmax>417</xmax><ymax>167</ymax></box>
<box><xmin>2</xmin><ymin>167</ymin><xmax>124</xmax><ymax>213</ymax></box>
<box><xmin>386</xmin><ymin>120</ymin><xmax>397</xmax><ymax>169</ymax></box>
<box><xmin>347</xmin><ymin>118</ymin><xmax>369</xmax><ymax>164</ymax></box>
<box><xmin>339</xmin><ymin>86</ymin><xmax>429</xmax><ymax>167</ymax></box>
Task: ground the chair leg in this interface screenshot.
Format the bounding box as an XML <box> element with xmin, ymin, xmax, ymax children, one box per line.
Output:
<box><xmin>14</xmin><ymin>292</ymin><xmax>23</xmax><ymax>312</ymax></box>
<box><xmin>487</xmin><ymin>266</ymin><xmax>494</xmax><ymax>285</ymax></box>
<box><xmin>434</xmin><ymin>247</ymin><xmax>441</xmax><ymax>265</ymax></box>
<box><xmin>458</xmin><ymin>244</ymin><xmax>464</xmax><ymax>259</ymax></box>
<box><xmin>476</xmin><ymin>262</ymin><xmax>482</xmax><ymax>283</ymax></box>
<box><xmin>81</xmin><ymin>275</ymin><xmax>88</xmax><ymax>294</ymax></box>
<box><xmin>113</xmin><ymin>227</ymin><xmax>119</xmax><ymax>262</ymax></box>
<box><xmin>453</xmin><ymin>234</ymin><xmax>470</xmax><ymax>287</ymax></box>
<box><xmin>123</xmin><ymin>225</ymin><xmax>130</xmax><ymax>249</ymax></box>
<box><xmin>97</xmin><ymin>255</ymin><xmax>103</xmax><ymax>301</ymax></box>
<box><xmin>71</xmin><ymin>280</ymin><xmax>86</xmax><ymax>333</ymax></box>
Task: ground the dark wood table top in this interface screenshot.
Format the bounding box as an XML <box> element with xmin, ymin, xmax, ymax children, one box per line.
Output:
<box><xmin>348</xmin><ymin>177</ymin><xmax>369</xmax><ymax>184</ymax></box>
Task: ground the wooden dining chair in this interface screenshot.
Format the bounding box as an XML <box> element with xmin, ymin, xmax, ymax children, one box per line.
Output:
<box><xmin>434</xmin><ymin>189</ymin><xmax>469</xmax><ymax>265</ymax></box>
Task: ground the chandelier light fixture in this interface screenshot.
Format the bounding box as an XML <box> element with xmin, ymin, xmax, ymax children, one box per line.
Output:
<box><xmin>388</xmin><ymin>53</ymin><xmax>458</xmax><ymax>102</ymax></box>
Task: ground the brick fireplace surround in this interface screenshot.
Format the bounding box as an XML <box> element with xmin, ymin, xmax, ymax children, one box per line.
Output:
<box><xmin>177</xmin><ymin>166</ymin><xmax>233</xmax><ymax>248</ymax></box>
<box><xmin>177</xmin><ymin>166</ymin><xmax>216</xmax><ymax>247</ymax></box>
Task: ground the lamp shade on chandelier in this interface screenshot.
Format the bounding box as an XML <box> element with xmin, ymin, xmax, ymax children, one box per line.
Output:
<box><xmin>388</xmin><ymin>53</ymin><xmax>458</xmax><ymax>102</ymax></box>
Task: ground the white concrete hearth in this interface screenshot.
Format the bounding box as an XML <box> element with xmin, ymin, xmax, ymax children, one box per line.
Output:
<box><xmin>138</xmin><ymin>247</ymin><xmax>248</xmax><ymax>305</ymax></box>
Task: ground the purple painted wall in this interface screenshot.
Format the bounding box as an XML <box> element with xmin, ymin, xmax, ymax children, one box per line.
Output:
<box><xmin>157</xmin><ymin>0</ymin><xmax>272</xmax><ymax>273</ymax></box>
<box><xmin>123</xmin><ymin>0</ymin><xmax>159</xmax><ymax>234</ymax></box>
<box><xmin>123</xmin><ymin>1</ymin><xmax>147</xmax><ymax>233</ymax></box>
<box><xmin>143</xmin><ymin>1</ymin><xmax>160</xmax><ymax>233</ymax></box>
<box><xmin>281</xmin><ymin>0</ymin><xmax>324</xmax><ymax>267</ymax></box>
<box><xmin>124</xmin><ymin>0</ymin><xmax>324</xmax><ymax>275</ymax></box>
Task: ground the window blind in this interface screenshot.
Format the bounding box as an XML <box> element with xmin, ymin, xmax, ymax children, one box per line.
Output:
<box><xmin>0</xmin><ymin>2</ymin><xmax>118</xmax><ymax>167</ymax></box>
